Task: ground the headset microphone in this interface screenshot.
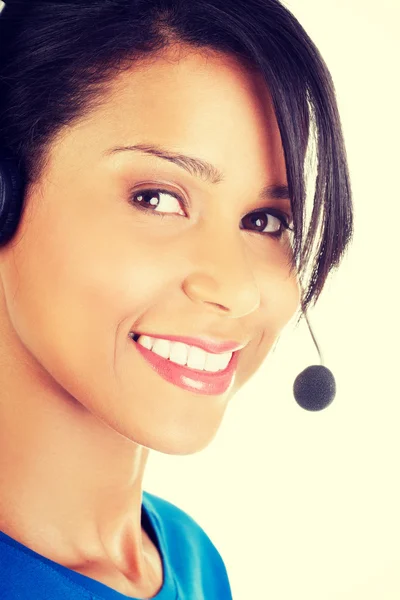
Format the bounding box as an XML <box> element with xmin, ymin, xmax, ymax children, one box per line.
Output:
<box><xmin>293</xmin><ymin>312</ymin><xmax>336</xmax><ymax>411</ymax></box>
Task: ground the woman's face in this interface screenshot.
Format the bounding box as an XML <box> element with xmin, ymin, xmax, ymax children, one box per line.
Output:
<box><xmin>0</xmin><ymin>47</ymin><xmax>300</xmax><ymax>454</ymax></box>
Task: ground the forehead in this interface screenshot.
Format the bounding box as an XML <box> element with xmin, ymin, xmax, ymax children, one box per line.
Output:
<box><xmin>102</xmin><ymin>47</ymin><xmax>278</xmax><ymax>135</ymax></box>
<box><xmin>51</xmin><ymin>46</ymin><xmax>286</xmax><ymax>184</ymax></box>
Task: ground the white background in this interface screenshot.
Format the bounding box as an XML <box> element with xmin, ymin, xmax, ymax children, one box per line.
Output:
<box><xmin>143</xmin><ymin>1</ymin><xmax>400</xmax><ymax>598</ymax></box>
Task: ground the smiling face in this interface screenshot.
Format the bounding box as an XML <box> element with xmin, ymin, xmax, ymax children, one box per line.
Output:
<box><xmin>0</xmin><ymin>46</ymin><xmax>300</xmax><ymax>455</ymax></box>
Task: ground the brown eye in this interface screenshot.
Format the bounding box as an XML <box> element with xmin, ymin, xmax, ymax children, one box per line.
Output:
<box><xmin>241</xmin><ymin>210</ymin><xmax>291</xmax><ymax>239</ymax></box>
<box><xmin>130</xmin><ymin>188</ymin><xmax>186</xmax><ymax>216</ymax></box>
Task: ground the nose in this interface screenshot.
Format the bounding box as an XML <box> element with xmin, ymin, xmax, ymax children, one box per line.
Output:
<box><xmin>182</xmin><ymin>226</ymin><xmax>261</xmax><ymax>318</ymax></box>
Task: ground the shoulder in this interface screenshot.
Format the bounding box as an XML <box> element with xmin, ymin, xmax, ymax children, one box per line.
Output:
<box><xmin>143</xmin><ymin>489</ymin><xmax>229</xmax><ymax>570</ymax></box>
<box><xmin>143</xmin><ymin>490</ymin><xmax>232</xmax><ymax>597</ymax></box>
<box><xmin>143</xmin><ymin>489</ymin><xmax>217</xmax><ymax>547</ymax></box>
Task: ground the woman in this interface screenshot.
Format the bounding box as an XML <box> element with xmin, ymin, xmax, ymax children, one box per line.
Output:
<box><xmin>0</xmin><ymin>0</ymin><xmax>353</xmax><ymax>598</ymax></box>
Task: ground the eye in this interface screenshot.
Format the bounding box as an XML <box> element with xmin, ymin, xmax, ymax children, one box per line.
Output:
<box><xmin>241</xmin><ymin>209</ymin><xmax>292</xmax><ymax>239</ymax></box>
<box><xmin>130</xmin><ymin>188</ymin><xmax>186</xmax><ymax>216</ymax></box>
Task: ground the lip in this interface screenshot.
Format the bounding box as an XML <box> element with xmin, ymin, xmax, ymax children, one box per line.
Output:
<box><xmin>131</xmin><ymin>337</ymin><xmax>239</xmax><ymax>395</ymax></box>
<box><xmin>130</xmin><ymin>332</ymin><xmax>246</xmax><ymax>354</ymax></box>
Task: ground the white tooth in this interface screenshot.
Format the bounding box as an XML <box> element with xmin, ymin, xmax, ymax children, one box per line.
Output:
<box><xmin>151</xmin><ymin>338</ymin><xmax>171</xmax><ymax>359</ymax></box>
<box><xmin>186</xmin><ymin>345</ymin><xmax>207</xmax><ymax>370</ymax></box>
<box><xmin>136</xmin><ymin>335</ymin><xmax>232</xmax><ymax>372</ymax></box>
<box><xmin>204</xmin><ymin>352</ymin><xmax>225</xmax><ymax>372</ymax></box>
<box><xmin>137</xmin><ymin>335</ymin><xmax>154</xmax><ymax>350</ymax></box>
<box><xmin>204</xmin><ymin>351</ymin><xmax>232</xmax><ymax>372</ymax></box>
<box><xmin>169</xmin><ymin>342</ymin><xmax>189</xmax><ymax>366</ymax></box>
<box><xmin>219</xmin><ymin>351</ymin><xmax>233</xmax><ymax>369</ymax></box>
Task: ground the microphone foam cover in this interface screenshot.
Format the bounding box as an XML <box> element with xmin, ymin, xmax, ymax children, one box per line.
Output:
<box><xmin>293</xmin><ymin>365</ymin><xmax>336</xmax><ymax>411</ymax></box>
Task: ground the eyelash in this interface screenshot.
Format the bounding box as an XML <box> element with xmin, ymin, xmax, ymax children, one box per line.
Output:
<box><xmin>129</xmin><ymin>187</ymin><xmax>293</xmax><ymax>239</ymax></box>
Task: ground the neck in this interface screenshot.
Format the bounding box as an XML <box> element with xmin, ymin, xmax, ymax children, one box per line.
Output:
<box><xmin>0</xmin><ymin>309</ymin><xmax>151</xmax><ymax>578</ymax></box>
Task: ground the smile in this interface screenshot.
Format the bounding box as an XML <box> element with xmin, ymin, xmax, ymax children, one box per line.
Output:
<box><xmin>131</xmin><ymin>333</ymin><xmax>232</xmax><ymax>372</ymax></box>
<box><xmin>130</xmin><ymin>333</ymin><xmax>239</xmax><ymax>395</ymax></box>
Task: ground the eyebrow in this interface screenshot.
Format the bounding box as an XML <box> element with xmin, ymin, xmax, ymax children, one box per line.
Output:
<box><xmin>104</xmin><ymin>143</ymin><xmax>291</xmax><ymax>203</ymax></box>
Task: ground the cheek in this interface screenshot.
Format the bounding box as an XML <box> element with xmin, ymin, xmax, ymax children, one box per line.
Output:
<box><xmin>259</xmin><ymin>248</ymin><xmax>300</xmax><ymax>337</ymax></box>
<box><xmin>264</xmin><ymin>274</ymin><xmax>300</xmax><ymax>344</ymax></box>
<box><xmin>256</xmin><ymin>233</ymin><xmax>300</xmax><ymax>322</ymax></box>
<box><xmin>0</xmin><ymin>191</ymin><xmax>166</xmax><ymax>402</ymax></box>
<box><xmin>233</xmin><ymin>256</ymin><xmax>300</xmax><ymax>390</ymax></box>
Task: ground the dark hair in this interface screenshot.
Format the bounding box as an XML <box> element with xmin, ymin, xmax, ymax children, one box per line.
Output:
<box><xmin>0</xmin><ymin>0</ymin><xmax>353</xmax><ymax>312</ymax></box>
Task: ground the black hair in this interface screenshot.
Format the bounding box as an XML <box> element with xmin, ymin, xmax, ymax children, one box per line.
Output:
<box><xmin>0</xmin><ymin>0</ymin><xmax>353</xmax><ymax>312</ymax></box>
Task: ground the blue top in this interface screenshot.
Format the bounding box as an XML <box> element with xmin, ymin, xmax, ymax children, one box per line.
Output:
<box><xmin>0</xmin><ymin>490</ymin><xmax>232</xmax><ymax>599</ymax></box>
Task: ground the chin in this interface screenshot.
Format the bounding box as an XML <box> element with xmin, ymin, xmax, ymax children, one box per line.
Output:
<box><xmin>146</xmin><ymin>424</ymin><xmax>222</xmax><ymax>456</ymax></box>
<box><xmin>84</xmin><ymin>377</ymin><xmax>231</xmax><ymax>456</ymax></box>
<box><xmin>107</xmin><ymin>415</ymin><xmax>224</xmax><ymax>456</ymax></box>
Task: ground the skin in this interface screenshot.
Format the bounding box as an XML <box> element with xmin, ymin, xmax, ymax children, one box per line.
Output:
<box><xmin>0</xmin><ymin>45</ymin><xmax>300</xmax><ymax>597</ymax></box>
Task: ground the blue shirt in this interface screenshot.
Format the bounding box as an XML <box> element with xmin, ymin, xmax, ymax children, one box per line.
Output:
<box><xmin>0</xmin><ymin>490</ymin><xmax>233</xmax><ymax>599</ymax></box>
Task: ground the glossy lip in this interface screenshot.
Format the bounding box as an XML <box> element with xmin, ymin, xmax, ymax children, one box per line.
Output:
<box><xmin>130</xmin><ymin>332</ymin><xmax>246</xmax><ymax>354</ymax></box>
<box><xmin>130</xmin><ymin>336</ymin><xmax>240</xmax><ymax>395</ymax></box>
